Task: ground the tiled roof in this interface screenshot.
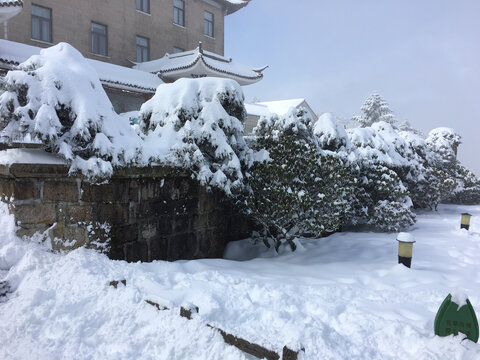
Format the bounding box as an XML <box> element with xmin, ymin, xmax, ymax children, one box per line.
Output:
<box><xmin>215</xmin><ymin>0</ymin><xmax>250</xmax><ymax>15</ymax></box>
<box><xmin>0</xmin><ymin>0</ymin><xmax>23</xmax><ymax>7</ymax></box>
<box><xmin>134</xmin><ymin>42</ymin><xmax>266</xmax><ymax>86</ymax></box>
<box><xmin>0</xmin><ymin>40</ymin><xmax>162</xmax><ymax>93</ymax></box>
<box><xmin>0</xmin><ymin>0</ymin><xmax>22</xmax><ymax>22</ymax></box>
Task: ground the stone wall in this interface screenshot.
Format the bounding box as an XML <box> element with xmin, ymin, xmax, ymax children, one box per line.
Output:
<box><xmin>0</xmin><ymin>163</ymin><xmax>251</xmax><ymax>262</ymax></box>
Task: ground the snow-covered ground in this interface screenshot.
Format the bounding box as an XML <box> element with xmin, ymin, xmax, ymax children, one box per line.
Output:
<box><xmin>0</xmin><ymin>203</ymin><xmax>479</xmax><ymax>360</ymax></box>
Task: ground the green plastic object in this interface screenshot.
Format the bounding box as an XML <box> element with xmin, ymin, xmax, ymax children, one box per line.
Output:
<box><xmin>434</xmin><ymin>294</ymin><xmax>479</xmax><ymax>343</ymax></box>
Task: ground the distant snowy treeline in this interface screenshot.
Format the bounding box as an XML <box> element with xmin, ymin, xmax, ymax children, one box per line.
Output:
<box><xmin>0</xmin><ymin>43</ymin><xmax>478</xmax><ymax>249</ymax></box>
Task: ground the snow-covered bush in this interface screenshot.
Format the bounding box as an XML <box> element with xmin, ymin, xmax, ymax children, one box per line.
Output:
<box><xmin>426</xmin><ymin>127</ymin><xmax>461</xmax><ymax>166</ymax></box>
<box><xmin>313</xmin><ymin>112</ymin><xmax>350</xmax><ymax>153</ymax></box>
<box><xmin>346</xmin><ymin>125</ymin><xmax>416</xmax><ymax>231</ymax></box>
<box><xmin>0</xmin><ymin>43</ymin><xmax>142</xmax><ymax>181</ymax></box>
<box><xmin>138</xmin><ymin>78</ymin><xmax>252</xmax><ymax>195</ymax></box>
<box><xmin>240</xmin><ymin>108</ymin><xmax>354</xmax><ymax>250</ymax></box>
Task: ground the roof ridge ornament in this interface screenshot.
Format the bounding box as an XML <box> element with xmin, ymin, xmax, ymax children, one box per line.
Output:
<box><xmin>198</xmin><ymin>41</ymin><xmax>203</xmax><ymax>55</ymax></box>
<box><xmin>254</xmin><ymin>65</ymin><xmax>269</xmax><ymax>74</ymax></box>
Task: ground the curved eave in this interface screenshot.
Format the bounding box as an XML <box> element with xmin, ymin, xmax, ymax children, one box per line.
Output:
<box><xmin>158</xmin><ymin>56</ymin><xmax>262</xmax><ymax>86</ymax></box>
<box><xmin>0</xmin><ymin>2</ymin><xmax>22</xmax><ymax>22</ymax></box>
<box><xmin>0</xmin><ymin>59</ymin><xmax>156</xmax><ymax>93</ymax></box>
<box><xmin>212</xmin><ymin>0</ymin><xmax>249</xmax><ymax>15</ymax></box>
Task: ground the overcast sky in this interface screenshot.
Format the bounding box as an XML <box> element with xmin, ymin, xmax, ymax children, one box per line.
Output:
<box><xmin>225</xmin><ymin>0</ymin><xmax>480</xmax><ymax>176</ymax></box>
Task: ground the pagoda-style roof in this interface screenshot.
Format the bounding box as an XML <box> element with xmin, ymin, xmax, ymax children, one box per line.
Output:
<box><xmin>0</xmin><ymin>40</ymin><xmax>163</xmax><ymax>93</ymax></box>
<box><xmin>134</xmin><ymin>43</ymin><xmax>267</xmax><ymax>86</ymax></box>
<box><xmin>214</xmin><ymin>0</ymin><xmax>250</xmax><ymax>15</ymax></box>
<box><xmin>0</xmin><ymin>0</ymin><xmax>23</xmax><ymax>22</ymax></box>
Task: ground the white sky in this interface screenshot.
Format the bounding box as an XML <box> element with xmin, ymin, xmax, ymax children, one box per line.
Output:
<box><xmin>225</xmin><ymin>0</ymin><xmax>480</xmax><ymax>176</ymax></box>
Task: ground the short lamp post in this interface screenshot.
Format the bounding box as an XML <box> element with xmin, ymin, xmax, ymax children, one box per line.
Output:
<box><xmin>397</xmin><ymin>232</ymin><xmax>415</xmax><ymax>268</ymax></box>
<box><xmin>461</xmin><ymin>213</ymin><xmax>472</xmax><ymax>230</ymax></box>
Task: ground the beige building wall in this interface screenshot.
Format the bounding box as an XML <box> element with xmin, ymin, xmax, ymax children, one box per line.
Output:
<box><xmin>2</xmin><ymin>0</ymin><xmax>225</xmax><ymax>67</ymax></box>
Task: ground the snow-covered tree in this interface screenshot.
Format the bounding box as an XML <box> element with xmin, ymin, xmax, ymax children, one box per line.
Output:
<box><xmin>355</xmin><ymin>93</ymin><xmax>395</xmax><ymax>128</ymax></box>
<box><xmin>0</xmin><ymin>43</ymin><xmax>142</xmax><ymax>181</ymax></box>
<box><xmin>239</xmin><ymin>108</ymin><xmax>354</xmax><ymax>250</ymax></box>
<box><xmin>445</xmin><ymin>165</ymin><xmax>480</xmax><ymax>205</ymax></box>
<box><xmin>346</xmin><ymin>125</ymin><xmax>416</xmax><ymax>231</ymax></box>
<box><xmin>426</xmin><ymin>127</ymin><xmax>461</xmax><ymax>168</ymax></box>
<box><xmin>138</xmin><ymin>78</ymin><xmax>252</xmax><ymax>196</ymax></box>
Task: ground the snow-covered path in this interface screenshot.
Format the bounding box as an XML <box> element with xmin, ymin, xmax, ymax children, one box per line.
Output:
<box><xmin>0</xmin><ymin>204</ymin><xmax>479</xmax><ymax>359</ymax></box>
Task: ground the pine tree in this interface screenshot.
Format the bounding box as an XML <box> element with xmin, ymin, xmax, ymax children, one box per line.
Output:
<box><xmin>239</xmin><ymin>108</ymin><xmax>354</xmax><ymax>250</ymax></box>
<box><xmin>356</xmin><ymin>93</ymin><xmax>395</xmax><ymax>128</ymax></box>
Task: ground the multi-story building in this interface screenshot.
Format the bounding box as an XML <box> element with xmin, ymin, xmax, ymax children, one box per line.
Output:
<box><xmin>1</xmin><ymin>0</ymin><xmax>249</xmax><ymax>67</ymax></box>
<box><xmin>0</xmin><ymin>0</ymin><xmax>267</xmax><ymax>114</ymax></box>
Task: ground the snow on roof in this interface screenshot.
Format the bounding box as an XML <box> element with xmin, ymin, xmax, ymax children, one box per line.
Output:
<box><xmin>0</xmin><ymin>0</ymin><xmax>22</xmax><ymax>22</ymax></box>
<box><xmin>0</xmin><ymin>0</ymin><xmax>22</xmax><ymax>7</ymax></box>
<box><xmin>244</xmin><ymin>103</ymin><xmax>271</xmax><ymax>117</ymax></box>
<box><xmin>0</xmin><ymin>40</ymin><xmax>162</xmax><ymax>93</ymax></box>
<box><xmin>215</xmin><ymin>0</ymin><xmax>250</xmax><ymax>15</ymax></box>
<box><xmin>256</xmin><ymin>98</ymin><xmax>307</xmax><ymax>116</ymax></box>
<box><xmin>133</xmin><ymin>43</ymin><xmax>266</xmax><ymax>86</ymax></box>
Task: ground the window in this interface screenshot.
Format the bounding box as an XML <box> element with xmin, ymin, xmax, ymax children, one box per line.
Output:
<box><xmin>136</xmin><ymin>0</ymin><xmax>150</xmax><ymax>13</ymax></box>
<box><xmin>204</xmin><ymin>11</ymin><xmax>213</xmax><ymax>37</ymax></box>
<box><xmin>106</xmin><ymin>88</ymin><xmax>147</xmax><ymax>114</ymax></box>
<box><xmin>136</xmin><ymin>36</ymin><xmax>149</xmax><ymax>62</ymax></box>
<box><xmin>91</xmin><ymin>22</ymin><xmax>108</xmax><ymax>56</ymax></box>
<box><xmin>31</xmin><ymin>4</ymin><xmax>52</xmax><ymax>43</ymax></box>
<box><xmin>173</xmin><ymin>0</ymin><xmax>184</xmax><ymax>26</ymax></box>
<box><xmin>173</xmin><ymin>47</ymin><xmax>184</xmax><ymax>54</ymax></box>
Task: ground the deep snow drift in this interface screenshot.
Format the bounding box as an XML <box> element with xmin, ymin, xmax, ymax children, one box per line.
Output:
<box><xmin>0</xmin><ymin>204</ymin><xmax>479</xmax><ymax>359</ymax></box>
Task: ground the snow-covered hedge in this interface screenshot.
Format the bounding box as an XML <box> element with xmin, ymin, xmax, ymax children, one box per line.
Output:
<box><xmin>0</xmin><ymin>43</ymin><xmax>142</xmax><ymax>181</ymax></box>
<box><xmin>240</xmin><ymin>108</ymin><xmax>355</xmax><ymax>249</ymax></box>
<box><xmin>1</xmin><ymin>44</ymin><xmax>478</xmax><ymax>243</ymax></box>
<box><xmin>0</xmin><ymin>44</ymin><xmax>252</xmax><ymax>195</ymax></box>
<box><xmin>138</xmin><ymin>78</ymin><xmax>253</xmax><ymax>195</ymax></box>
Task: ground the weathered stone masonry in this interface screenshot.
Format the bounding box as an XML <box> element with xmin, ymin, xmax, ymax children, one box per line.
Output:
<box><xmin>0</xmin><ymin>163</ymin><xmax>250</xmax><ymax>262</ymax></box>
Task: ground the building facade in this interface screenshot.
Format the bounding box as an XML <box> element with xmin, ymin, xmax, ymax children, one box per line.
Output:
<box><xmin>1</xmin><ymin>0</ymin><xmax>248</xmax><ymax>67</ymax></box>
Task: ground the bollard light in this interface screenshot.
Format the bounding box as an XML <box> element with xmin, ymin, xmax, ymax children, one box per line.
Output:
<box><xmin>397</xmin><ymin>232</ymin><xmax>416</xmax><ymax>268</ymax></box>
<box><xmin>461</xmin><ymin>213</ymin><xmax>472</xmax><ymax>230</ymax></box>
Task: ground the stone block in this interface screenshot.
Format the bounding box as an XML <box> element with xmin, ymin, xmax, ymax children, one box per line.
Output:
<box><xmin>44</xmin><ymin>180</ymin><xmax>79</xmax><ymax>202</ymax></box>
<box><xmin>110</xmin><ymin>224</ymin><xmax>139</xmax><ymax>245</ymax></box>
<box><xmin>192</xmin><ymin>214</ymin><xmax>208</xmax><ymax>231</ymax></box>
<box><xmin>128</xmin><ymin>180</ymin><xmax>140</xmax><ymax>202</ymax></box>
<box><xmin>13</xmin><ymin>203</ymin><xmax>56</xmax><ymax>225</ymax></box>
<box><xmin>171</xmin><ymin>215</ymin><xmax>190</xmax><ymax>234</ymax></box>
<box><xmin>168</xmin><ymin>233</ymin><xmax>197</xmax><ymax>260</ymax></box>
<box><xmin>51</xmin><ymin>225</ymin><xmax>89</xmax><ymax>250</ymax></box>
<box><xmin>9</xmin><ymin>163</ymin><xmax>69</xmax><ymax>178</ymax></box>
<box><xmin>16</xmin><ymin>223</ymin><xmax>51</xmax><ymax>238</ymax></box>
<box><xmin>156</xmin><ymin>216</ymin><xmax>172</xmax><ymax>236</ymax></box>
<box><xmin>149</xmin><ymin>236</ymin><xmax>168</xmax><ymax>261</ymax></box>
<box><xmin>125</xmin><ymin>241</ymin><xmax>149</xmax><ymax>262</ymax></box>
<box><xmin>140</xmin><ymin>179</ymin><xmax>170</xmax><ymax>201</ymax></box>
<box><xmin>197</xmin><ymin>229</ymin><xmax>216</xmax><ymax>256</ymax></box>
<box><xmin>0</xmin><ymin>180</ymin><xmax>39</xmax><ymax>200</ymax></box>
<box><xmin>198</xmin><ymin>195</ymin><xmax>216</xmax><ymax>214</ymax></box>
<box><xmin>81</xmin><ymin>182</ymin><xmax>129</xmax><ymax>203</ymax></box>
<box><xmin>66</xmin><ymin>205</ymin><xmax>93</xmax><ymax>223</ymax></box>
<box><xmin>141</xmin><ymin>221</ymin><xmax>158</xmax><ymax>241</ymax></box>
<box><xmin>139</xmin><ymin>200</ymin><xmax>169</xmax><ymax>218</ymax></box>
<box><xmin>95</xmin><ymin>203</ymin><xmax>128</xmax><ymax>224</ymax></box>
<box><xmin>0</xmin><ymin>180</ymin><xmax>14</xmax><ymax>199</ymax></box>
